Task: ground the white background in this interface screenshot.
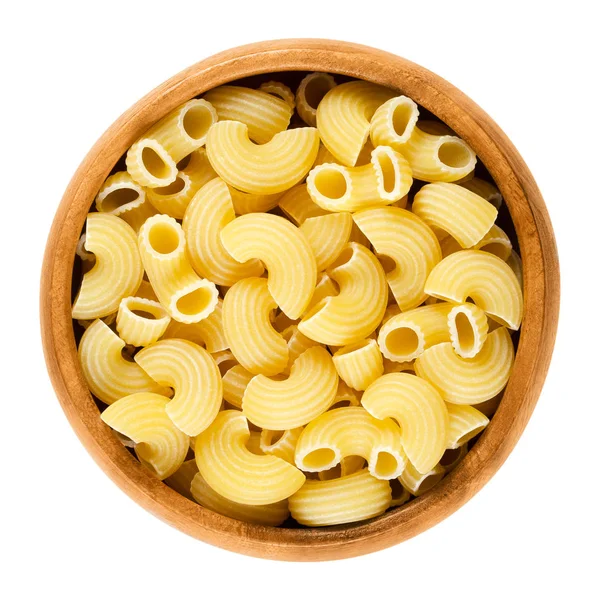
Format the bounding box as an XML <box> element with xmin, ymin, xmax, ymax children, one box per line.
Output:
<box><xmin>2</xmin><ymin>1</ymin><xmax>598</xmax><ymax>598</ymax></box>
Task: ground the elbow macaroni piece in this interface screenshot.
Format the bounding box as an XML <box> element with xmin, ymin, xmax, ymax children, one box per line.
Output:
<box><xmin>195</xmin><ymin>411</ymin><xmax>305</xmax><ymax>505</ymax></box>
<box><xmin>296</xmin><ymin>72</ymin><xmax>336</xmax><ymax>127</ymax></box>
<box><xmin>220</xmin><ymin>213</ymin><xmax>317</xmax><ymax>319</ymax></box>
<box><xmin>279</xmin><ymin>183</ymin><xmax>329</xmax><ymax>225</ymax></box>
<box><xmin>116</xmin><ymin>296</ymin><xmax>170</xmax><ymax>347</ymax></box>
<box><xmin>446</xmin><ymin>404</ymin><xmax>489</xmax><ymax>449</ymax></box>
<box><xmin>448</xmin><ymin>302</ymin><xmax>489</xmax><ymax>358</ymax></box>
<box><xmin>281</xmin><ymin>325</ymin><xmax>322</xmax><ymax>374</ymax></box>
<box><xmin>76</xmin><ymin>233</ymin><xmax>95</xmax><ymax>273</ymax></box>
<box><xmin>182</xmin><ymin>178</ymin><xmax>265</xmax><ymax>286</ymax></box>
<box><xmin>206</xmin><ymin>121</ymin><xmax>319</xmax><ymax>194</ymax></box>
<box><xmin>72</xmin><ymin>213</ymin><xmax>143</xmax><ymax>320</ymax></box>
<box><xmin>370</xmin><ymin>95</ymin><xmax>420</xmax><ymax>148</ymax></box>
<box><xmin>258</xmin><ymin>80</ymin><xmax>295</xmax><ymax>109</ymax></box>
<box><xmin>362</xmin><ymin>372</ymin><xmax>449</xmax><ymax>474</ymax></box>
<box><xmin>222</xmin><ymin>364</ymin><xmax>253</xmax><ymax>408</ymax></box>
<box><xmin>228</xmin><ymin>186</ymin><xmax>283</xmax><ymax>215</ymax></box>
<box><xmin>399</xmin><ymin>461</ymin><xmax>446</xmax><ymax>496</ymax></box>
<box><xmin>330</xmin><ymin>380</ymin><xmax>363</xmax><ymax>409</ymax></box>
<box><xmin>332</xmin><ymin>339</ymin><xmax>384</xmax><ymax>391</ymax></box>
<box><xmin>460</xmin><ymin>177</ymin><xmax>503</xmax><ymax>210</ymax></box>
<box><xmin>439</xmin><ymin>224</ymin><xmax>513</xmax><ymax>261</ymax></box>
<box><xmin>299</xmin><ymin>213</ymin><xmax>353</xmax><ymax>271</ymax></box>
<box><xmin>259</xmin><ymin>428</ymin><xmax>304</xmax><ymax>465</ymax></box>
<box><xmin>101</xmin><ymin>392</ymin><xmax>188</xmax><ymax>479</ymax></box>
<box><xmin>138</xmin><ymin>214</ymin><xmax>219</xmax><ymax>324</ymax></box>
<box><xmin>353</xmin><ymin>207</ymin><xmax>442</xmax><ymax>311</ymax></box>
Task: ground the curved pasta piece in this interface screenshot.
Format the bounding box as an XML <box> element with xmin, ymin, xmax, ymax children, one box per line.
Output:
<box><xmin>126</xmin><ymin>138</ymin><xmax>178</xmax><ymax>188</ymax></box>
<box><xmin>415</xmin><ymin>327</ymin><xmax>515</xmax><ymax>405</ymax></box>
<box><xmin>279</xmin><ymin>183</ymin><xmax>329</xmax><ymax>225</ymax></box>
<box><xmin>318</xmin><ymin>455</ymin><xmax>366</xmax><ymax>481</ymax></box>
<box><xmin>306</xmin><ymin>146</ymin><xmax>413</xmax><ymax>212</ymax></box>
<box><xmin>135</xmin><ymin>279</ymin><xmax>158</xmax><ymax>302</ymax></box>
<box><xmin>460</xmin><ymin>177</ymin><xmax>503</xmax><ymax>210</ymax></box>
<box><xmin>425</xmin><ymin>250</ymin><xmax>523</xmax><ymax>329</ymax></box>
<box><xmin>316</xmin><ymin>81</ymin><xmax>395</xmax><ymax>166</ymax></box>
<box><xmin>259</xmin><ymin>428</ymin><xmax>304</xmax><ymax>465</ymax></box>
<box><xmin>296</xmin><ymin>72</ymin><xmax>336</xmax><ymax>127</ymax></box>
<box><xmin>281</xmin><ymin>325</ymin><xmax>322</xmax><ymax>374</ymax></box>
<box><xmin>222</xmin><ymin>277</ymin><xmax>288</xmax><ymax>376</ymax></box>
<box><xmin>135</xmin><ymin>339</ymin><xmax>222</xmax><ymax>436</ymax></box>
<box><xmin>446</xmin><ymin>404</ymin><xmax>489</xmax><ymax>449</ymax></box>
<box><xmin>228</xmin><ymin>186</ymin><xmax>283</xmax><ymax>215</ymax></box>
<box><xmin>101</xmin><ymin>393</ymin><xmax>188</xmax><ymax>479</ymax></box>
<box><xmin>298</xmin><ymin>243</ymin><xmax>387</xmax><ymax>345</ymax></box>
<box><xmin>76</xmin><ymin>233</ymin><xmax>95</xmax><ymax>272</ymax></box>
<box><xmin>295</xmin><ymin>407</ymin><xmax>406</xmax><ymax>480</ymax></box>
<box><xmin>220</xmin><ymin>213</ymin><xmax>317</xmax><ymax>319</ymax></box>
<box><xmin>299</xmin><ymin>213</ymin><xmax>353</xmax><ymax>271</ymax></box>
<box><xmin>243</xmin><ymin>346</ymin><xmax>338</xmax><ymax>429</ymax></box>
<box><xmin>164</xmin><ymin>459</ymin><xmax>198</xmax><ymax>501</ymax></box>
<box><xmin>353</xmin><ymin>207</ymin><xmax>442</xmax><ymax>311</ymax></box>
<box><xmin>304</xmin><ymin>272</ymin><xmax>339</xmax><ymax>315</ymax></box>
<box><xmin>329</xmin><ymin>380</ymin><xmax>362</xmax><ymax>409</ymax></box>
<box><xmin>362</xmin><ymin>372</ymin><xmax>449</xmax><ymax>473</ymax></box>
<box><xmin>377</xmin><ymin>303</ymin><xmax>453</xmax><ymax>362</ymax></box>
<box><xmin>289</xmin><ymin>469</ymin><xmax>392</xmax><ymax>526</ymax></box>
<box><xmin>259</xmin><ymin>80</ymin><xmax>295</xmax><ymax>108</ymax></box>
<box><xmin>413</xmin><ymin>183</ymin><xmax>498</xmax><ymax>248</ymax></box>
<box><xmin>448</xmin><ymin>302</ymin><xmax>489</xmax><ymax>358</ymax></box>
<box><xmin>369</xmin><ymin>95</ymin><xmax>420</xmax><ymax>148</ymax></box>
<box><xmin>439</xmin><ymin>224</ymin><xmax>513</xmax><ymax>261</ymax></box>
<box><xmin>183</xmin><ymin>178</ymin><xmax>264</xmax><ymax>286</ymax></box>
<box><xmin>206</xmin><ymin>121</ymin><xmax>319</xmax><ymax>194</ymax></box>
<box><xmin>195</xmin><ymin>411</ymin><xmax>305</xmax><ymax>505</ymax></box>
<box><xmin>203</xmin><ymin>85</ymin><xmax>293</xmax><ymax>143</ymax></box>
<box><xmin>138</xmin><ymin>214</ymin><xmax>219</xmax><ymax>324</ymax></box>
<box><xmin>381</xmin><ymin>303</ymin><xmax>402</xmax><ymax>326</ymax></box>
<box><xmin>399</xmin><ymin>461</ymin><xmax>446</xmax><ymax>496</ymax></box>
<box><xmin>332</xmin><ymin>339</ymin><xmax>383</xmax><ymax>391</ymax></box>
<box><xmin>116</xmin><ymin>296</ymin><xmax>170</xmax><ymax>347</ymax></box>
<box><xmin>73</xmin><ymin>213</ymin><xmax>143</xmax><ymax>320</ymax></box>
<box><xmin>312</xmin><ymin>143</ymin><xmax>339</xmax><ymax>169</ymax></box>
<box><xmin>382</xmin><ymin>358</ymin><xmax>416</xmax><ymax>375</ymax></box>
<box><xmin>222</xmin><ymin>364</ymin><xmax>253</xmax><ymax>408</ymax></box>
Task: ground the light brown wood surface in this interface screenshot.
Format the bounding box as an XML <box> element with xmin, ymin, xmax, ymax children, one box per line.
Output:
<box><xmin>40</xmin><ymin>39</ymin><xmax>560</xmax><ymax>561</ymax></box>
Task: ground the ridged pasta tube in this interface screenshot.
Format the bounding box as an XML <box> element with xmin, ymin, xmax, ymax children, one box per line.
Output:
<box><xmin>222</xmin><ymin>364</ymin><xmax>253</xmax><ymax>409</ymax></box>
<box><xmin>126</xmin><ymin>139</ymin><xmax>178</xmax><ymax>188</ymax></box>
<box><xmin>281</xmin><ymin>325</ymin><xmax>322</xmax><ymax>374</ymax></box>
<box><xmin>440</xmin><ymin>224</ymin><xmax>513</xmax><ymax>261</ymax></box>
<box><xmin>460</xmin><ymin>177</ymin><xmax>503</xmax><ymax>209</ymax></box>
<box><xmin>299</xmin><ymin>213</ymin><xmax>353</xmax><ymax>271</ymax></box>
<box><xmin>258</xmin><ymin>80</ymin><xmax>296</xmax><ymax>109</ymax></box>
<box><xmin>259</xmin><ymin>428</ymin><xmax>304</xmax><ymax>465</ymax></box>
<box><xmin>279</xmin><ymin>183</ymin><xmax>329</xmax><ymax>225</ymax></box>
<box><xmin>296</xmin><ymin>72</ymin><xmax>336</xmax><ymax>127</ymax></box>
<box><xmin>228</xmin><ymin>186</ymin><xmax>283</xmax><ymax>215</ymax></box>
<box><xmin>448</xmin><ymin>302</ymin><xmax>489</xmax><ymax>358</ymax></box>
<box><xmin>332</xmin><ymin>339</ymin><xmax>384</xmax><ymax>391</ymax></box>
<box><xmin>399</xmin><ymin>461</ymin><xmax>446</xmax><ymax>496</ymax></box>
<box><xmin>369</xmin><ymin>95</ymin><xmax>420</xmax><ymax>148</ymax></box>
<box><xmin>446</xmin><ymin>404</ymin><xmax>489</xmax><ymax>449</ymax></box>
<box><xmin>116</xmin><ymin>297</ymin><xmax>170</xmax><ymax>347</ymax></box>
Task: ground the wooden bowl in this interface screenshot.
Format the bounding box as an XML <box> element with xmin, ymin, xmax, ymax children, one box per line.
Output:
<box><xmin>40</xmin><ymin>39</ymin><xmax>560</xmax><ymax>561</ymax></box>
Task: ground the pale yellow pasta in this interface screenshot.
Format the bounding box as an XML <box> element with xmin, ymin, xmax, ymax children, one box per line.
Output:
<box><xmin>76</xmin><ymin>312</ymin><xmax>116</xmax><ymax>331</ymax></box>
<box><xmin>195</xmin><ymin>411</ymin><xmax>305</xmax><ymax>505</ymax></box>
<box><xmin>273</xmin><ymin>310</ymin><xmax>299</xmax><ymax>333</ymax></box>
<box><xmin>448</xmin><ymin>302</ymin><xmax>489</xmax><ymax>358</ymax></box>
<box><xmin>220</xmin><ymin>213</ymin><xmax>317</xmax><ymax>319</ymax></box>
<box><xmin>164</xmin><ymin>459</ymin><xmax>198</xmax><ymax>501</ymax></box>
<box><xmin>281</xmin><ymin>325</ymin><xmax>321</xmax><ymax>374</ymax></box>
<box><xmin>369</xmin><ymin>95</ymin><xmax>420</xmax><ymax>148</ymax></box>
<box><xmin>382</xmin><ymin>358</ymin><xmax>416</xmax><ymax>375</ymax></box>
<box><xmin>204</xmin><ymin>85</ymin><xmax>293</xmax><ymax>143</ymax></box>
<box><xmin>295</xmin><ymin>407</ymin><xmax>406</xmax><ymax>480</ymax></box>
<box><xmin>415</xmin><ymin>327</ymin><xmax>514</xmax><ymax>405</ymax></box>
<box><xmin>304</xmin><ymin>272</ymin><xmax>339</xmax><ymax>315</ymax></box>
<box><xmin>329</xmin><ymin>380</ymin><xmax>362</xmax><ymax>409</ymax></box>
<box><xmin>399</xmin><ymin>122</ymin><xmax>477</xmax><ymax>182</ymax></box>
<box><xmin>506</xmin><ymin>250</ymin><xmax>524</xmax><ymax>290</ymax></box>
<box><xmin>138</xmin><ymin>214</ymin><xmax>219</xmax><ymax>324</ymax></box>
<box><xmin>246</xmin><ymin>430</ymin><xmax>264</xmax><ymax>455</ymax></box>
<box><xmin>377</xmin><ymin>302</ymin><xmax>453</xmax><ymax>362</ymax></box>
<box><xmin>259</xmin><ymin>428</ymin><xmax>304</xmax><ymax>465</ymax></box>
<box><xmin>206</xmin><ymin>121</ymin><xmax>319</xmax><ymax>195</ymax></box>
<box><xmin>228</xmin><ymin>186</ymin><xmax>283</xmax><ymax>215</ymax></box>
<box><xmin>413</xmin><ymin>183</ymin><xmax>498</xmax><ymax>248</ymax></box>
<box><xmin>353</xmin><ymin>207</ymin><xmax>442</xmax><ymax>310</ymax></box>
<box><xmin>243</xmin><ymin>347</ymin><xmax>338</xmax><ymax>430</ymax></box>
<box><xmin>222</xmin><ymin>277</ymin><xmax>288</xmax><ymax>376</ymax></box>
<box><xmin>381</xmin><ymin>303</ymin><xmax>401</xmax><ymax>326</ymax></box>
<box><xmin>460</xmin><ymin>177</ymin><xmax>503</xmax><ymax>210</ymax></box>
<box><xmin>116</xmin><ymin>296</ymin><xmax>170</xmax><ymax>347</ymax></box>
<box><xmin>76</xmin><ymin>234</ymin><xmax>95</xmax><ymax>275</ymax></box>
<box><xmin>135</xmin><ymin>279</ymin><xmax>158</xmax><ymax>301</ymax></box>
<box><xmin>399</xmin><ymin>461</ymin><xmax>446</xmax><ymax>496</ymax></box>
<box><xmin>446</xmin><ymin>404</ymin><xmax>489</xmax><ymax>449</ymax></box>
<box><xmin>332</xmin><ymin>339</ymin><xmax>383</xmax><ymax>391</ymax></box>
<box><xmin>279</xmin><ymin>183</ymin><xmax>329</xmax><ymax>225</ymax></box>
<box><xmin>299</xmin><ymin>212</ymin><xmax>353</xmax><ymax>271</ymax></box>
<box><xmin>318</xmin><ymin>455</ymin><xmax>366</xmax><ymax>481</ymax></box>
<box><xmin>101</xmin><ymin>392</ymin><xmax>188</xmax><ymax>479</ymax></box>
<box><xmin>306</xmin><ymin>146</ymin><xmax>413</xmax><ymax>212</ymax></box>
<box><xmin>289</xmin><ymin>469</ymin><xmax>392</xmax><ymax>526</ymax></box>
<box><xmin>439</xmin><ymin>224</ymin><xmax>513</xmax><ymax>261</ymax></box>
<box><xmin>425</xmin><ymin>250</ymin><xmax>523</xmax><ymax>329</ymax></box>
<box><xmin>191</xmin><ymin>472</ymin><xmax>290</xmax><ymax>526</ymax></box>
<box><xmin>259</xmin><ymin>80</ymin><xmax>295</xmax><ymax>109</ymax></box>
<box><xmin>222</xmin><ymin>364</ymin><xmax>253</xmax><ymax>409</ymax></box>
<box><xmin>316</xmin><ymin>81</ymin><xmax>395</xmax><ymax>166</ymax></box>
<box><xmin>312</xmin><ymin>143</ymin><xmax>339</xmax><ymax>169</ymax></box>
<box><xmin>296</xmin><ymin>72</ymin><xmax>336</xmax><ymax>127</ymax></box>
<box><xmin>145</xmin><ymin>148</ymin><xmax>217</xmax><ymax>219</ymax></box>
<box><xmin>135</xmin><ymin>339</ymin><xmax>222</xmax><ymax>436</ymax></box>
<box><xmin>126</xmin><ymin>138</ymin><xmax>178</xmax><ymax>188</ymax></box>
<box><xmin>299</xmin><ymin>243</ymin><xmax>387</xmax><ymax>345</ymax></box>
<box><xmin>362</xmin><ymin>372</ymin><xmax>449</xmax><ymax>474</ymax></box>
<box><xmin>439</xmin><ymin>445</ymin><xmax>468</xmax><ymax>472</ymax></box>
<box><xmin>182</xmin><ymin>178</ymin><xmax>264</xmax><ymax>286</ymax></box>
<box><xmin>73</xmin><ymin>213</ymin><xmax>143</xmax><ymax>320</ymax></box>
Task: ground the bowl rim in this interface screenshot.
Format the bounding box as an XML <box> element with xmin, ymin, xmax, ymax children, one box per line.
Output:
<box><xmin>40</xmin><ymin>38</ymin><xmax>560</xmax><ymax>561</ymax></box>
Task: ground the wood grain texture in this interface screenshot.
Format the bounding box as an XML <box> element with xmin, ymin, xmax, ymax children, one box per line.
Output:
<box><xmin>39</xmin><ymin>39</ymin><xmax>560</xmax><ymax>561</ymax></box>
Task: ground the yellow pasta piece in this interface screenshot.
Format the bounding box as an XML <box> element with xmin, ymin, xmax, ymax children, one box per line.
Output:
<box><xmin>135</xmin><ymin>279</ymin><xmax>158</xmax><ymax>302</ymax></box>
<box><xmin>306</xmin><ymin>146</ymin><xmax>413</xmax><ymax>212</ymax></box>
<box><xmin>329</xmin><ymin>380</ymin><xmax>362</xmax><ymax>409</ymax></box>
<box><xmin>316</xmin><ymin>81</ymin><xmax>395</xmax><ymax>166</ymax></box>
<box><xmin>116</xmin><ymin>296</ymin><xmax>170</xmax><ymax>347</ymax></box>
<box><xmin>381</xmin><ymin>303</ymin><xmax>402</xmax><ymax>326</ymax></box>
<box><xmin>259</xmin><ymin>428</ymin><xmax>304</xmax><ymax>465</ymax></box>
<box><xmin>353</xmin><ymin>207</ymin><xmax>442</xmax><ymax>311</ymax></box>
<box><xmin>281</xmin><ymin>325</ymin><xmax>322</xmax><ymax>374</ymax></box>
<box><xmin>220</xmin><ymin>213</ymin><xmax>317</xmax><ymax>319</ymax></box>
<box><xmin>318</xmin><ymin>456</ymin><xmax>366</xmax><ymax>481</ymax></box>
<box><xmin>399</xmin><ymin>461</ymin><xmax>446</xmax><ymax>496</ymax></box>
<box><xmin>222</xmin><ymin>277</ymin><xmax>288</xmax><ymax>376</ymax></box>
<box><xmin>312</xmin><ymin>143</ymin><xmax>339</xmax><ymax>169</ymax></box>
<box><xmin>289</xmin><ymin>469</ymin><xmax>391</xmax><ymax>526</ymax></box>
<box><xmin>135</xmin><ymin>339</ymin><xmax>222</xmax><ymax>436</ymax></box>
<box><xmin>228</xmin><ymin>186</ymin><xmax>283</xmax><ymax>215</ymax></box>
<box><xmin>460</xmin><ymin>177</ymin><xmax>503</xmax><ymax>210</ymax></box>
<box><xmin>399</xmin><ymin>122</ymin><xmax>477</xmax><ymax>182</ymax></box>
<box><xmin>304</xmin><ymin>272</ymin><xmax>339</xmax><ymax>315</ymax></box>
<box><xmin>377</xmin><ymin>302</ymin><xmax>453</xmax><ymax>362</ymax></box>
<box><xmin>296</xmin><ymin>72</ymin><xmax>336</xmax><ymax>127</ymax></box>
<box><xmin>439</xmin><ymin>224</ymin><xmax>513</xmax><ymax>261</ymax></box>
<box><xmin>448</xmin><ymin>302</ymin><xmax>489</xmax><ymax>358</ymax></box>
<box><xmin>362</xmin><ymin>372</ymin><xmax>449</xmax><ymax>474</ymax></box>
<box><xmin>243</xmin><ymin>347</ymin><xmax>338</xmax><ymax>429</ymax></box>
<box><xmin>279</xmin><ymin>184</ymin><xmax>330</xmax><ymax>225</ymax></box>
<box><xmin>415</xmin><ymin>327</ymin><xmax>514</xmax><ymax>405</ymax></box>
<box><xmin>332</xmin><ymin>339</ymin><xmax>383</xmax><ymax>391</ymax></box>
<box><xmin>506</xmin><ymin>250</ymin><xmax>524</xmax><ymax>290</ymax></box>
<box><xmin>204</xmin><ymin>85</ymin><xmax>293</xmax><ymax>143</ymax></box>
<box><xmin>446</xmin><ymin>404</ymin><xmax>489</xmax><ymax>449</ymax></box>
<box><xmin>76</xmin><ymin>312</ymin><xmax>116</xmax><ymax>331</ymax></box>
<box><xmin>195</xmin><ymin>411</ymin><xmax>305</xmax><ymax>505</ymax></box>
<box><xmin>245</xmin><ymin>430</ymin><xmax>264</xmax><ymax>455</ymax></box>
<box><xmin>145</xmin><ymin>148</ymin><xmax>217</xmax><ymax>219</ymax></box>
<box><xmin>369</xmin><ymin>95</ymin><xmax>420</xmax><ymax>148</ymax></box>
<box><xmin>413</xmin><ymin>183</ymin><xmax>498</xmax><ymax>248</ymax></box>
<box><xmin>259</xmin><ymin>80</ymin><xmax>295</xmax><ymax>108</ymax></box>
<box><xmin>126</xmin><ymin>139</ymin><xmax>178</xmax><ymax>189</ymax></box>
<box><xmin>295</xmin><ymin>407</ymin><xmax>406</xmax><ymax>480</ymax></box>
<box><xmin>425</xmin><ymin>250</ymin><xmax>523</xmax><ymax>329</ymax></box>
<box><xmin>76</xmin><ymin>233</ymin><xmax>95</xmax><ymax>274</ymax></box>
<box><xmin>272</xmin><ymin>310</ymin><xmax>299</xmax><ymax>333</ymax></box>
<box><xmin>222</xmin><ymin>364</ymin><xmax>252</xmax><ymax>409</ymax></box>
<box><xmin>164</xmin><ymin>459</ymin><xmax>198</xmax><ymax>501</ymax></box>
<box><xmin>101</xmin><ymin>392</ymin><xmax>188</xmax><ymax>479</ymax></box>
<box><xmin>299</xmin><ymin>243</ymin><xmax>387</xmax><ymax>345</ymax></box>
<box><xmin>382</xmin><ymin>358</ymin><xmax>415</xmax><ymax>375</ymax></box>
<box><xmin>440</xmin><ymin>445</ymin><xmax>469</xmax><ymax>472</ymax></box>
<box><xmin>73</xmin><ymin>213</ymin><xmax>143</xmax><ymax>320</ymax></box>
<box><xmin>299</xmin><ymin>212</ymin><xmax>353</xmax><ymax>271</ymax></box>
<box><xmin>138</xmin><ymin>214</ymin><xmax>219</xmax><ymax>324</ymax></box>
<box><xmin>183</xmin><ymin>178</ymin><xmax>264</xmax><ymax>286</ymax></box>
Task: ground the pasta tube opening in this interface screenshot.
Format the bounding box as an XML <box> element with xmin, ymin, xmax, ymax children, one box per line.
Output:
<box><xmin>372</xmin><ymin>451</ymin><xmax>401</xmax><ymax>479</ymax></box>
<box><xmin>182</xmin><ymin>102</ymin><xmax>216</xmax><ymax>141</ymax></box>
<box><xmin>147</xmin><ymin>219</ymin><xmax>183</xmax><ymax>256</ymax></box>
<box><xmin>301</xmin><ymin>448</ymin><xmax>339</xmax><ymax>471</ymax></box>
<box><xmin>437</xmin><ymin>139</ymin><xmax>474</xmax><ymax>170</ymax></box>
<box><xmin>175</xmin><ymin>285</ymin><xmax>215</xmax><ymax>318</ymax></box>
<box><xmin>100</xmin><ymin>187</ymin><xmax>141</xmax><ymax>213</ymax></box>
<box><xmin>372</xmin><ymin>146</ymin><xmax>408</xmax><ymax>200</ymax></box>
<box><xmin>142</xmin><ymin>144</ymin><xmax>176</xmax><ymax>182</ymax></box>
<box><xmin>152</xmin><ymin>175</ymin><xmax>187</xmax><ymax>196</ymax></box>
<box><xmin>296</xmin><ymin>72</ymin><xmax>336</xmax><ymax>126</ymax></box>
<box><xmin>382</xmin><ymin>326</ymin><xmax>423</xmax><ymax>361</ymax></box>
<box><xmin>392</xmin><ymin>99</ymin><xmax>417</xmax><ymax>140</ymax></box>
<box><xmin>312</xmin><ymin>165</ymin><xmax>350</xmax><ymax>203</ymax></box>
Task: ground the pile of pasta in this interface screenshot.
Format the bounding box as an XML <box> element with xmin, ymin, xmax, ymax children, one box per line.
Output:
<box><xmin>73</xmin><ymin>73</ymin><xmax>523</xmax><ymax>528</ymax></box>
